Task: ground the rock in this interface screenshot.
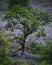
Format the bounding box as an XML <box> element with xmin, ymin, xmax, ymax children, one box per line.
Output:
<box><xmin>44</xmin><ymin>25</ymin><xmax>52</xmax><ymax>40</ymax></box>
<box><xmin>0</xmin><ymin>21</ymin><xmax>7</xmax><ymax>29</ymax></box>
<box><xmin>11</xmin><ymin>29</ymin><xmax>23</xmax><ymax>36</ymax></box>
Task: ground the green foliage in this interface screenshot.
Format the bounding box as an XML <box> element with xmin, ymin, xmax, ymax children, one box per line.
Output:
<box><xmin>0</xmin><ymin>31</ymin><xmax>10</xmax><ymax>47</ymax></box>
<box><xmin>3</xmin><ymin>6</ymin><xmax>43</xmax><ymax>34</ymax></box>
<box><xmin>36</xmin><ymin>27</ymin><xmax>46</xmax><ymax>37</ymax></box>
<box><xmin>30</xmin><ymin>40</ymin><xmax>52</xmax><ymax>65</ymax></box>
<box><xmin>40</xmin><ymin>61</ymin><xmax>52</xmax><ymax>65</ymax></box>
<box><xmin>21</xmin><ymin>62</ymin><xmax>28</xmax><ymax>65</ymax></box>
<box><xmin>0</xmin><ymin>31</ymin><xmax>13</xmax><ymax>65</ymax></box>
<box><xmin>40</xmin><ymin>12</ymin><xmax>50</xmax><ymax>23</ymax></box>
<box><xmin>3</xmin><ymin>6</ymin><xmax>46</xmax><ymax>31</ymax></box>
<box><xmin>9</xmin><ymin>0</ymin><xmax>30</xmax><ymax>9</ymax></box>
<box><xmin>41</xmin><ymin>41</ymin><xmax>52</xmax><ymax>63</ymax></box>
<box><xmin>30</xmin><ymin>42</ymin><xmax>46</xmax><ymax>54</ymax></box>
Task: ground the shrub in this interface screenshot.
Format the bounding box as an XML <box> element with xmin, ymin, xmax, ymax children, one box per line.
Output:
<box><xmin>0</xmin><ymin>31</ymin><xmax>13</xmax><ymax>65</ymax></box>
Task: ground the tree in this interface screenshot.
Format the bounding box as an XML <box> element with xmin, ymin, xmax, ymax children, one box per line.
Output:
<box><xmin>2</xmin><ymin>4</ymin><xmax>49</xmax><ymax>56</ymax></box>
